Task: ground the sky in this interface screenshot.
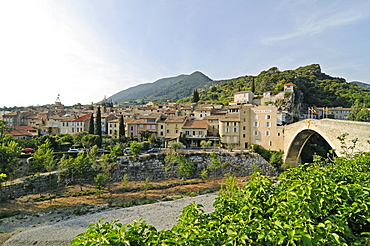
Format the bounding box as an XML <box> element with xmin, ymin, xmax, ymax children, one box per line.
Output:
<box><xmin>1</xmin><ymin>0</ymin><xmax>370</xmax><ymax>107</ymax></box>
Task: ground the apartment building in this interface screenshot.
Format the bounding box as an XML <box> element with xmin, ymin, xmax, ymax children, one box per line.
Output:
<box><xmin>249</xmin><ymin>105</ymin><xmax>284</xmax><ymax>151</ymax></box>
<box><xmin>60</xmin><ymin>113</ymin><xmax>92</xmax><ymax>134</ymax></box>
<box><xmin>126</xmin><ymin>114</ymin><xmax>160</xmax><ymax>139</ymax></box>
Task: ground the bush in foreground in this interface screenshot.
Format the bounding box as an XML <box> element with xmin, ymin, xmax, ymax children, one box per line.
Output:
<box><xmin>71</xmin><ymin>153</ymin><xmax>370</xmax><ymax>245</ymax></box>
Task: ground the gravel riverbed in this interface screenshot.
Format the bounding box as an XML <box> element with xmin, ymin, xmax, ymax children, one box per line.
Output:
<box><xmin>3</xmin><ymin>193</ymin><xmax>217</xmax><ymax>246</ymax></box>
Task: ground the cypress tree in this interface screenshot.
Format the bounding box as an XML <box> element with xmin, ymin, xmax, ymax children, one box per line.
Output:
<box><xmin>88</xmin><ymin>113</ymin><xmax>94</xmax><ymax>134</ymax></box>
<box><xmin>251</xmin><ymin>77</ymin><xmax>256</xmax><ymax>93</ymax></box>
<box><xmin>193</xmin><ymin>89</ymin><xmax>200</xmax><ymax>103</ymax></box>
<box><xmin>119</xmin><ymin>115</ymin><xmax>125</xmax><ymax>139</ymax></box>
<box><xmin>95</xmin><ymin>107</ymin><xmax>102</xmax><ymax>147</ymax></box>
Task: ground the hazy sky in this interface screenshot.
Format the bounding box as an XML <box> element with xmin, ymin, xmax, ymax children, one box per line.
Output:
<box><xmin>1</xmin><ymin>0</ymin><xmax>370</xmax><ymax>107</ymax></box>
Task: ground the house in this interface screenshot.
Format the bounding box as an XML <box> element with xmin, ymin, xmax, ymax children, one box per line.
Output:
<box><xmin>126</xmin><ymin>114</ymin><xmax>160</xmax><ymax>139</ymax></box>
<box><xmin>284</xmin><ymin>83</ymin><xmax>294</xmax><ymax>92</ymax></box>
<box><xmin>4</xmin><ymin>126</ymin><xmax>38</xmax><ymax>139</ymax></box>
<box><xmin>59</xmin><ymin>113</ymin><xmax>92</xmax><ymax>134</ymax></box>
<box><xmin>234</xmin><ymin>91</ymin><xmax>254</xmax><ymax>104</ymax></box>
<box><xmin>219</xmin><ymin>115</ymin><xmax>240</xmax><ymax>146</ymax></box>
<box><xmin>160</xmin><ymin>116</ymin><xmax>187</xmax><ymax>143</ymax></box>
<box><xmin>181</xmin><ymin>119</ymin><xmax>209</xmax><ymax>147</ymax></box>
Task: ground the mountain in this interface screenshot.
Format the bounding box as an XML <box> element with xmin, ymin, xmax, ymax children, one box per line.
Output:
<box><xmin>178</xmin><ymin>64</ymin><xmax>370</xmax><ymax>110</ymax></box>
<box><xmin>350</xmin><ymin>81</ymin><xmax>370</xmax><ymax>91</ymax></box>
<box><xmin>107</xmin><ymin>71</ymin><xmax>221</xmax><ymax>104</ymax></box>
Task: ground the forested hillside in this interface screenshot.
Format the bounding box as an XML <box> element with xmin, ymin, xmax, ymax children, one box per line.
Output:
<box><xmin>178</xmin><ymin>64</ymin><xmax>370</xmax><ymax>110</ymax></box>
<box><xmin>351</xmin><ymin>81</ymin><xmax>370</xmax><ymax>91</ymax></box>
<box><xmin>107</xmin><ymin>71</ymin><xmax>223</xmax><ymax>104</ymax></box>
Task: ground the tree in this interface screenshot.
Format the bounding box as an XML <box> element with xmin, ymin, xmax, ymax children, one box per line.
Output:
<box><xmin>170</xmin><ymin>142</ymin><xmax>183</xmax><ymax>152</ymax></box>
<box><xmin>0</xmin><ymin>120</ymin><xmax>12</xmax><ymax>140</ymax></box>
<box><xmin>28</xmin><ymin>139</ymin><xmax>55</xmax><ymax>175</ymax></box>
<box><xmin>139</xmin><ymin>130</ymin><xmax>152</xmax><ymax>141</ymax></box>
<box><xmin>192</xmin><ymin>89</ymin><xmax>200</xmax><ymax>103</ymax></box>
<box><xmin>200</xmin><ymin>140</ymin><xmax>212</xmax><ymax>150</ymax></box>
<box><xmin>73</xmin><ymin>131</ymin><xmax>88</xmax><ymax>147</ymax></box>
<box><xmin>176</xmin><ymin>154</ymin><xmax>196</xmax><ymax>180</ymax></box>
<box><xmin>68</xmin><ymin>151</ymin><xmax>95</xmax><ymax>191</ymax></box>
<box><xmin>119</xmin><ymin>115</ymin><xmax>125</xmax><ymax>139</ymax></box>
<box><xmin>88</xmin><ymin>113</ymin><xmax>94</xmax><ymax>135</ymax></box>
<box><xmin>349</xmin><ymin>99</ymin><xmax>370</xmax><ymax>122</ymax></box>
<box><xmin>349</xmin><ymin>99</ymin><xmax>362</xmax><ymax>121</ymax></box>
<box><xmin>81</xmin><ymin>134</ymin><xmax>100</xmax><ymax>149</ymax></box>
<box><xmin>95</xmin><ymin>107</ymin><xmax>102</xmax><ymax>147</ymax></box>
<box><xmin>227</xmin><ymin>142</ymin><xmax>236</xmax><ymax>152</ymax></box>
<box><xmin>0</xmin><ymin>141</ymin><xmax>21</xmax><ymax>179</ymax></box>
<box><xmin>251</xmin><ymin>77</ymin><xmax>256</xmax><ymax>93</ymax></box>
<box><xmin>127</xmin><ymin>141</ymin><xmax>141</xmax><ymax>160</ymax></box>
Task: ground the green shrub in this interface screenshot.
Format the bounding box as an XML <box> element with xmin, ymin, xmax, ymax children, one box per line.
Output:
<box><xmin>72</xmin><ymin>153</ymin><xmax>370</xmax><ymax>245</ymax></box>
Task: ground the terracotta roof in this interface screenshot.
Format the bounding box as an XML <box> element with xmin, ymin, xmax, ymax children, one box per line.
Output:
<box><xmin>165</xmin><ymin>116</ymin><xmax>187</xmax><ymax>123</ymax></box>
<box><xmin>5</xmin><ymin>126</ymin><xmax>37</xmax><ymax>137</ymax></box>
<box><xmin>234</xmin><ymin>90</ymin><xmax>252</xmax><ymax>94</ymax></box>
<box><xmin>204</xmin><ymin>115</ymin><xmax>220</xmax><ymax>120</ymax></box>
<box><xmin>182</xmin><ymin>120</ymin><xmax>208</xmax><ymax>129</ymax></box>
<box><xmin>73</xmin><ymin>113</ymin><xmax>92</xmax><ymax>122</ymax></box>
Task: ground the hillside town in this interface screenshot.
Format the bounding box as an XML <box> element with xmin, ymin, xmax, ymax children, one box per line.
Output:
<box><xmin>0</xmin><ymin>84</ymin><xmax>355</xmax><ymax>152</ymax></box>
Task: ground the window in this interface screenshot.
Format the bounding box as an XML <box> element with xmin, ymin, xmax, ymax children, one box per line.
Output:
<box><xmin>147</xmin><ymin>125</ymin><xmax>150</xmax><ymax>129</ymax></box>
<box><xmin>166</xmin><ymin>129</ymin><xmax>170</xmax><ymax>134</ymax></box>
<box><xmin>160</xmin><ymin>131</ymin><xmax>163</xmax><ymax>136</ymax></box>
<box><xmin>160</xmin><ymin>125</ymin><xmax>164</xmax><ymax>129</ymax></box>
<box><xmin>175</xmin><ymin>130</ymin><xmax>178</xmax><ymax>133</ymax></box>
<box><xmin>253</xmin><ymin>122</ymin><xmax>259</xmax><ymax>127</ymax></box>
<box><xmin>243</xmin><ymin>126</ymin><xmax>246</xmax><ymax>130</ymax></box>
<box><xmin>277</xmin><ymin>132</ymin><xmax>281</xmax><ymax>136</ymax></box>
<box><xmin>253</xmin><ymin>131</ymin><xmax>259</xmax><ymax>136</ymax></box>
<box><xmin>255</xmin><ymin>115</ymin><xmax>258</xmax><ymax>120</ymax></box>
<box><xmin>130</xmin><ymin>126</ymin><xmax>134</xmax><ymax>131</ymax></box>
<box><xmin>265</xmin><ymin>131</ymin><xmax>270</xmax><ymax>136</ymax></box>
<box><xmin>266</xmin><ymin>115</ymin><xmax>272</xmax><ymax>119</ymax></box>
<box><xmin>226</xmin><ymin>122</ymin><xmax>229</xmax><ymax>126</ymax></box>
<box><xmin>269</xmin><ymin>141</ymin><xmax>273</xmax><ymax>146</ymax></box>
<box><xmin>233</xmin><ymin>128</ymin><xmax>238</xmax><ymax>132</ymax></box>
<box><xmin>140</xmin><ymin>124</ymin><xmax>143</xmax><ymax>128</ymax></box>
<box><xmin>243</xmin><ymin>134</ymin><xmax>246</xmax><ymax>138</ymax></box>
<box><xmin>152</xmin><ymin>125</ymin><xmax>155</xmax><ymax>129</ymax></box>
<box><xmin>226</xmin><ymin>127</ymin><xmax>230</xmax><ymax>132</ymax></box>
<box><xmin>266</xmin><ymin>122</ymin><xmax>271</xmax><ymax>127</ymax></box>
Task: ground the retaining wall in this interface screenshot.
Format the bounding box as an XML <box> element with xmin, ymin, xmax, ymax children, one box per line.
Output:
<box><xmin>0</xmin><ymin>152</ymin><xmax>279</xmax><ymax>200</ymax></box>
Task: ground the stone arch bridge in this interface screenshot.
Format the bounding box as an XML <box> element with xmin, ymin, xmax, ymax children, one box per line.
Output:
<box><xmin>283</xmin><ymin>119</ymin><xmax>370</xmax><ymax>167</ymax></box>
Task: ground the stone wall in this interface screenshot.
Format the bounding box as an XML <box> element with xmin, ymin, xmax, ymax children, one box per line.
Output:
<box><xmin>1</xmin><ymin>152</ymin><xmax>279</xmax><ymax>200</ymax></box>
<box><xmin>112</xmin><ymin>151</ymin><xmax>279</xmax><ymax>181</ymax></box>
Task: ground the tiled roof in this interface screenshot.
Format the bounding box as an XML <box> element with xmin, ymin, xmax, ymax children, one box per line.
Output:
<box><xmin>182</xmin><ymin>120</ymin><xmax>208</xmax><ymax>129</ymax></box>
<box><xmin>165</xmin><ymin>116</ymin><xmax>186</xmax><ymax>123</ymax></box>
<box><xmin>204</xmin><ymin>115</ymin><xmax>220</xmax><ymax>120</ymax></box>
<box><xmin>73</xmin><ymin>113</ymin><xmax>92</xmax><ymax>122</ymax></box>
<box><xmin>5</xmin><ymin>126</ymin><xmax>37</xmax><ymax>136</ymax></box>
<box><xmin>234</xmin><ymin>90</ymin><xmax>252</xmax><ymax>94</ymax></box>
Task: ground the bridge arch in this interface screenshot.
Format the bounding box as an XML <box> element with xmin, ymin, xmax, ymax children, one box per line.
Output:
<box><xmin>283</xmin><ymin>119</ymin><xmax>370</xmax><ymax>167</ymax></box>
<box><xmin>284</xmin><ymin>129</ymin><xmax>337</xmax><ymax>167</ymax></box>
